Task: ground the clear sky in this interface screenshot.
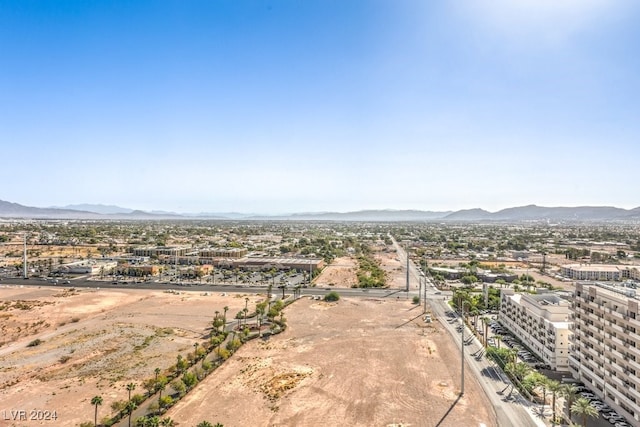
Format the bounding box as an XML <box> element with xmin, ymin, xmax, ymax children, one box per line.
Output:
<box><xmin>2</xmin><ymin>0</ymin><xmax>639</xmax><ymax>214</ymax></box>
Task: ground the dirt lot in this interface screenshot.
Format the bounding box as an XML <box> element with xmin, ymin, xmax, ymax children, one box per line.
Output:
<box><xmin>0</xmin><ymin>244</ymin><xmax>496</xmax><ymax>427</ymax></box>
<box><xmin>314</xmin><ymin>256</ymin><xmax>358</xmax><ymax>288</ymax></box>
<box><xmin>0</xmin><ymin>286</ymin><xmax>252</xmax><ymax>427</ymax></box>
<box><xmin>167</xmin><ymin>297</ymin><xmax>496</xmax><ymax>427</ymax></box>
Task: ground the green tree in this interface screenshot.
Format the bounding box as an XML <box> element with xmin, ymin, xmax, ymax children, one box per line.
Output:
<box><xmin>158</xmin><ymin>395</ymin><xmax>173</xmax><ymax>410</ymax></box>
<box><xmin>171</xmin><ymin>378</ymin><xmax>186</xmax><ymax>397</ymax></box>
<box><xmin>570</xmin><ymin>397</ymin><xmax>598</xmax><ymax>427</ymax></box>
<box><xmin>90</xmin><ymin>395</ymin><xmax>103</xmax><ymax>427</ymax></box>
<box><xmin>561</xmin><ymin>383</ymin><xmax>579</xmax><ymax>422</ymax></box>
<box><xmin>460</xmin><ymin>275</ymin><xmax>478</xmax><ymax>285</ymax></box>
<box><xmin>182</xmin><ymin>371</ymin><xmax>198</xmax><ymax>389</ymax></box>
<box><xmin>125</xmin><ymin>400</ymin><xmax>137</xmax><ymax>427</ymax></box>
<box><xmin>126</xmin><ymin>382</ymin><xmax>137</xmax><ymax>401</ymax></box>
<box><xmin>547</xmin><ymin>379</ymin><xmax>562</xmax><ymax>425</ymax></box>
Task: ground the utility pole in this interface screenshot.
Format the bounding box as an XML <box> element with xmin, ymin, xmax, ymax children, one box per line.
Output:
<box><xmin>406</xmin><ymin>254</ymin><xmax>410</xmax><ymax>292</ymax></box>
<box><xmin>23</xmin><ymin>234</ymin><xmax>28</xmax><ymax>279</ymax></box>
<box><xmin>461</xmin><ymin>299</ymin><xmax>465</xmax><ymax>396</ymax></box>
<box><xmin>423</xmin><ymin>274</ymin><xmax>428</xmax><ymax>313</ymax></box>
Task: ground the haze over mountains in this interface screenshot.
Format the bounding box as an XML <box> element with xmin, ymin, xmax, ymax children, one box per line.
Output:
<box><xmin>1</xmin><ymin>199</ymin><xmax>639</xmax><ymax>222</ymax></box>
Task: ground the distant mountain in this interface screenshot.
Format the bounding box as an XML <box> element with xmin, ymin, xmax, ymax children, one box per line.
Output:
<box><xmin>0</xmin><ymin>200</ymin><xmax>181</xmax><ymax>220</ymax></box>
<box><xmin>442</xmin><ymin>205</ymin><xmax>640</xmax><ymax>222</ymax></box>
<box><xmin>284</xmin><ymin>209</ymin><xmax>452</xmax><ymax>221</ymax></box>
<box><xmin>490</xmin><ymin>205</ymin><xmax>630</xmax><ymax>221</ymax></box>
<box><xmin>1</xmin><ymin>199</ymin><xmax>639</xmax><ymax>222</ymax></box>
<box><xmin>444</xmin><ymin>208</ymin><xmax>492</xmax><ymax>221</ymax></box>
<box><xmin>0</xmin><ymin>200</ymin><xmax>101</xmax><ymax>219</ymax></box>
<box><xmin>55</xmin><ymin>203</ymin><xmax>134</xmax><ymax>215</ymax></box>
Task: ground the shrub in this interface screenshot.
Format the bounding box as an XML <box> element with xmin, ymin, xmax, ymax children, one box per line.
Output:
<box><xmin>131</xmin><ymin>394</ymin><xmax>146</xmax><ymax>405</ymax></box>
<box><xmin>324</xmin><ymin>291</ymin><xmax>340</xmax><ymax>302</ymax></box>
<box><xmin>27</xmin><ymin>338</ymin><xmax>43</xmax><ymax>347</ymax></box>
<box><xmin>59</xmin><ymin>355</ymin><xmax>71</xmax><ymax>364</ymax></box>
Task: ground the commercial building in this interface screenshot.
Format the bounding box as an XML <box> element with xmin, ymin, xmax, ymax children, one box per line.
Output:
<box><xmin>569</xmin><ymin>283</ymin><xmax>640</xmax><ymax>424</ymax></box>
<box><xmin>199</xmin><ymin>248</ymin><xmax>247</xmax><ymax>258</ymax></box>
<box><xmin>58</xmin><ymin>260</ymin><xmax>118</xmax><ymax>275</ymax></box>
<box><xmin>499</xmin><ymin>289</ymin><xmax>572</xmax><ymax>371</ymax></box>
<box><xmin>132</xmin><ymin>246</ymin><xmax>192</xmax><ymax>257</ymax></box>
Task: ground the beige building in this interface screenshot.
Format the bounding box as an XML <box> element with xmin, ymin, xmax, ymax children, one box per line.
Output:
<box><xmin>569</xmin><ymin>283</ymin><xmax>640</xmax><ymax>424</ymax></box>
<box><xmin>561</xmin><ymin>264</ymin><xmax>624</xmax><ymax>281</ymax></box>
<box><xmin>561</xmin><ymin>263</ymin><xmax>640</xmax><ymax>282</ymax></box>
<box><xmin>132</xmin><ymin>246</ymin><xmax>191</xmax><ymax>257</ymax></box>
<box><xmin>499</xmin><ymin>290</ymin><xmax>572</xmax><ymax>371</ymax></box>
<box><xmin>199</xmin><ymin>248</ymin><xmax>247</xmax><ymax>258</ymax></box>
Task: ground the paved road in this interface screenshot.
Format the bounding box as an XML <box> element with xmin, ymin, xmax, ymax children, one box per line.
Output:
<box><xmin>391</xmin><ymin>237</ymin><xmax>546</xmax><ymax>427</ymax></box>
<box><xmin>1</xmin><ymin>276</ymin><xmax>419</xmax><ymax>300</ymax></box>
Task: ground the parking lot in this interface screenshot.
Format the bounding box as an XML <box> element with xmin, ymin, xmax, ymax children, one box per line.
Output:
<box><xmin>488</xmin><ymin>320</ymin><xmax>634</xmax><ymax>427</ymax></box>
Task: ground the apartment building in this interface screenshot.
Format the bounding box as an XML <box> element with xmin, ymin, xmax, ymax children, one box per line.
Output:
<box><xmin>499</xmin><ymin>289</ymin><xmax>572</xmax><ymax>371</ymax></box>
<box><xmin>569</xmin><ymin>283</ymin><xmax>640</xmax><ymax>424</ymax></box>
<box><xmin>561</xmin><ymin>263</ymin><xmax>640</xmax><ymax>282</ymax></box>
<box><xmin>561</xmin><ymin>264</ymin><xmax>624</xmax><ymax>281</ymax></box>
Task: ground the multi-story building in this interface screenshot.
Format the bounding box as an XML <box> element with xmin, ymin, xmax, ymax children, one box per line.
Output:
<box><xmin>561</xmin><ymin>264</ymin><xmax>624</xmax><ymax>281</ymax></box>
<box><xmin>569</xmin><ymin>283</ymin><xmax>640</xmax><ymax>424</ymax></box>
<box><xmin>132</xmin><ymin>246</ymin><xmax>192</xmax><ymax>257</ymax></box>
<box><xmin>499</xmin><ymin>289</ymin><xmax>572</xmax><ymax>371</ymax></box>
<box><xmin>561</xmin><ymin>263</ymin><xmax>640</xmax><ymax>282</ymax></box>
<box><xmin>199</xmin><ymin>248</ymin><xmax>248</xmax><ymax>258</ymax></box>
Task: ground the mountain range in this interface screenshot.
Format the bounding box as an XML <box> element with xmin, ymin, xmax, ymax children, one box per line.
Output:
<box><xmin>1</xmin><ymin>200</ymin><xmax>639</xmax><ymax>222</ymax></box>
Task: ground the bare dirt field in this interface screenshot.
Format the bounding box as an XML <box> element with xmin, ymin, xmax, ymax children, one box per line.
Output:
<box><xmin>0</xmin><ymin>286</ymin><xmax>252</xmax><ymax>426</ymax></box>
<box><xmin>1</xmin><ymin>246</ymin><xmax>496</xmax><ymax>427</ymax></box>
<box><xmin>314</xmin><ymin>256</ymin><xmax>358</xmax><ymax>288</ymax></box>
<box><xmin>167</xmin><ymin>296</ymin><xmax>496</xmax><ymax>427</ymax></box>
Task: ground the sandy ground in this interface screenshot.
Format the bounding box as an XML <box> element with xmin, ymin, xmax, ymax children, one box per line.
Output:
<box><xmin>0</xmin><ymin>243</ymin><xmax>496</xmax><ymax>427</ymax></box>
<box><xmin>167</xmin><ymin>297</ymin><xmax>496</xmax><ymax>427</ymax></box>
<box><xmin>314</xmin><ymin>256</ymin><xmax>358</xmax><ymax>288</ymax></box>
<box><xmin>0</xmin><ymin>286</ymin><xmax>253</xmax><ymax>427</ymax></box>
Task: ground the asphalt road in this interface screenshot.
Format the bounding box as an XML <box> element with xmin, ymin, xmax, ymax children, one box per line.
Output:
<box><xmin>1</xmin><ymin>276</ymin><xmax>422</xmax><ymax>300</ymax></box>
<box><xmin>391</xmin><ymin>237</ymin><xmax>546</xmax><ymax>427</ymax></box>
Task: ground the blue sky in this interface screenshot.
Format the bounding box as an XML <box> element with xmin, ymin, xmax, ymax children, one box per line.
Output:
<box><xmin>1</xmin><ymin>0</ymin><xmax>639</xmax><ymax>213</ymax></box>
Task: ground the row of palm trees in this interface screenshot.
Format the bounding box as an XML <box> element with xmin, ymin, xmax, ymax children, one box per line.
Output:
<box><xmin>486</xmin><ymin>346</ymin><xmax>599</xmax><ymax>426</ymax></box>
<box><xmin>87</xmin><ymin>294</ymin><xmax>291</xmax><ymax>426</ymax></box>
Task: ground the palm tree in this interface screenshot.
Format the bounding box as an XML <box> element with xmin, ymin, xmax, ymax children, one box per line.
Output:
<box><xmin>125</xmin><ymin>400</ymin><xmax>137</xmax><ymax>427</ymax></box>
<box><xmin>505</xmin><ymin>362</ymin><xmax>530</xmax><ymax>383</ymax></box>
<box><xmin>481</xmin><ymin>316</ymin><xmax>490</xmax><ymax>347</ymax></box>
<box><xmin>196</xmin><ymin>422</ymin><xmax>213</xmax><ymax>427</ymax></box>
<box><xmin>126</xmin><ymin>382</ymin><xmax>136</xmax><ymax>401</ymax></box>
<box><xmin>547</xmin><ymin>379</ymin><xmax>562</xmax><ymax>425</ymax></box>
<box><xmin>537</xmin><ymin>375</ymin><xmax>549</xmax><ymax>415</ymax></box>
<box><xmin>90</xmin><ymin>395</ymin><xmax>103</xmax><ymax>427</ymax></box>
<box><xmin>561</xmin><ymin>383</ymin><xmax>579</xmax><ymax>422</ymax></box>
<box><xmin>223</xmin><ymin>306</ymin><xmax>229</xmax><ymax>326</ymax></box>
<box><xmin>570</xmin><ymin>397</ymin><xmax>598</xmax><ymax>427</ymax></box>
<box><xmin>160</xmin><ymin>417</ymin><xmax>174</xmax><ymax>426</ymax></box>
<box><xmin>494</xmin><ymin>334</ymin><xmax>502</xmax><ymax>349</ymax></box>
